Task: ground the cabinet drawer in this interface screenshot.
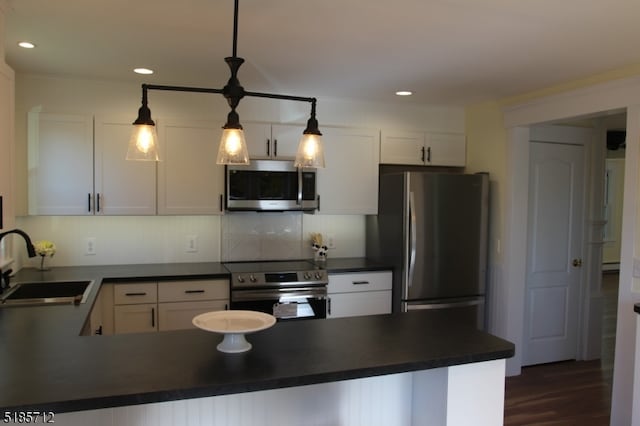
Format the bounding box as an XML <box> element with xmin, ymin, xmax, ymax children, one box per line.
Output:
<box><xmin>328</xmin><ymin>271</ymin><xmax>392</xmax><ymax>293</ymax></box>
<box><xmin>158</xmin><ymin>300</ymin><xmax>228</xmax><ymax>331</ymax></box>
<box><xmin>158</xmin><ymin>279</ymin><xmax>229</xmax><ymax>302</ymax></box>
<box><xmin>113</xmin><ymin>282</ymin><xmax>158</xmax><ymax>305</ymax></box>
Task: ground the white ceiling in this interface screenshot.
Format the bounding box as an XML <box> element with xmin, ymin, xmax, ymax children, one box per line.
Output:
<box><xmin>4</xmin><ymin>0</ymin><xmax>640</xmax><ymax>106</ymax></box>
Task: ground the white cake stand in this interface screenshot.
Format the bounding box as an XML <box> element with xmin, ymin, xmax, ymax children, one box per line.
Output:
<box><xmin>192</xmin><ymin>310</ymin><xmax>276</xmax><ymax>353</ymax></box>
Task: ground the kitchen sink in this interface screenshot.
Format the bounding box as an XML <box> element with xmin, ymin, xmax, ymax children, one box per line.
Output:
<box><xmin>0</xmin><ymin>280</ymin><xmax>94</xmax><ymax>307</ymax></box>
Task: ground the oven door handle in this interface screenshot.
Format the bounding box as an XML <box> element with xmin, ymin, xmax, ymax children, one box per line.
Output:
<box><xmin>232</xmin><ymin>287</ymin><xmax>327</xmax><ymax>301</ymax></box>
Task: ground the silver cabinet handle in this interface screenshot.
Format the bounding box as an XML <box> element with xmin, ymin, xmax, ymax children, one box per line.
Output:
<box><xmin>327</xmin><ymin>297</ymin><xmax>332</xmax><ymax>316</ymax></box>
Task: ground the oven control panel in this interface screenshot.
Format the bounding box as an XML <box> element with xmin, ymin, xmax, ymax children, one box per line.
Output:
<box><xmin>231</xmin><ymin>270</ymin><xmax>328</xmax><ymax>288</ymax></box>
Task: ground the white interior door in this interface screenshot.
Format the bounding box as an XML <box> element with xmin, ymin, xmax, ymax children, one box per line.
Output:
<box><xmin>524</xmin><ymin>139</ymin><xmax>585</xmax><ymax>366</ymax></box>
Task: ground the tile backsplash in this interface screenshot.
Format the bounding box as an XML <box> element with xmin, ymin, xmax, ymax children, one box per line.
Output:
<box><xmin>221</xmin><ymin>213</ymin><xmax>303</xmax><ymax>261</ymax></box>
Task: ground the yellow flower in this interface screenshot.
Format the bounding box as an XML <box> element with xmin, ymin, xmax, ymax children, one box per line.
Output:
<box><xmin>34</xmin><ymin>240</ymin><xmax>56</xmax><ymax>257</ymax></box>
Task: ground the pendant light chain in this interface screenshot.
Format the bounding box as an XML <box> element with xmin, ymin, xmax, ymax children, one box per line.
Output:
<box><xmin>129</xmin><ymin>0</ymin><xmax>325</xmax><ymax>167</ymax></box>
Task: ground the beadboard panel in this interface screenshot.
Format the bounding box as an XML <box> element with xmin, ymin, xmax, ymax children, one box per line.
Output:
<box><xmin>53</xmin><ymin>373</ymin><xmax>413</xmax><ymax>426</ymax></box>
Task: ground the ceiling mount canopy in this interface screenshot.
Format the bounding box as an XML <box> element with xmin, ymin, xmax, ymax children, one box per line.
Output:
<box><xmin>127</xmin><ymin>0</ymin><xmax>325</xmax><ymax>167</ymax></box>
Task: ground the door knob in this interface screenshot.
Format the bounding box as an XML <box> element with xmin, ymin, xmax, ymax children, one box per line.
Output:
<box><xmin>572</xmin><ymin>258</ymin><xmax>583</xmax><ymax>267</ymax></box>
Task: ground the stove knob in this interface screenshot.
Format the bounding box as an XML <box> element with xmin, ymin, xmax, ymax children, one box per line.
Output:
<box><xmin>303</xmin><ymin>272</ymin><xmax>312</xmax><ymax>280</ymax></box>
<box><xmin>315</xmin><ymin>272</ymin><xmax>323</xmax><ymax>280</ymax></box>
<box><xmin>237</xmin><ymin>275</ymin><xmax>245</xmax><ymax>283</ymax></box>
<box><xmin>249</xmin><ymin>275</ymin><xmax>257</xmax><ymax>283</ymax></box>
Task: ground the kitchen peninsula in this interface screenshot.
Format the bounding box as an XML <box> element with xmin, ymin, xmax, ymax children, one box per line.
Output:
<box><xmin>0</xmin><ymin>262</ymin><xmax>514</xmax><ymax>426</ymax></box>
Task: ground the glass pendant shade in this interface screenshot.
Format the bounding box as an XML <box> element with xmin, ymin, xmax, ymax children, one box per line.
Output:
<box><xmin>294</xmin><ymin>133</ymin><xmax>325</xmax><ymax>168</ymax></box>
<box><xmin>127</xmin><ymin>124</ymin><xmax>160</xmax><ymax>161</ymax></box>
<box><xmin>216</xmin><ymin>128</ymin><xmax>250</xmax><ymax>165</ymax></box>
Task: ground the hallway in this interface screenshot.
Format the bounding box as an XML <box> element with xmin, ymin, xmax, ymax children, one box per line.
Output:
<box><xmin>503</xmin><ymin>272</ymin><xmax>618</xmax><ymax>425</ymax></box>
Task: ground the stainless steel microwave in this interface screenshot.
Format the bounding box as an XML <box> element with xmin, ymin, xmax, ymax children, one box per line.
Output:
<box><xmin>225</xmin><ymin>160</ymin><xmax>319</xmax><ymax>211</ymax></box>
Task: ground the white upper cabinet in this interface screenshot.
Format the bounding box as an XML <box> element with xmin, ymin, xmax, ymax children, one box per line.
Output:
<box><xmin>157</xmin><ymin>120</ymin><xmax>225</xmax><ymax>215</ymax></box>
<box><xmin>317</xmin><ymin>127</ymin><xmax>380</xmax><ymax>214</ymax></box>
<box><xmin>94</xmin><ymin>117</ymin><xmax>156</xmax><ymax>215</ymax></box>
<box><xmin>426</xmin><ymin>132</ymin><xmax>466</xmax><ymax>167</ymax></box>
<box><xmin>243</xmin><ymin>122</ymin><xmax>303</xmax><ymax>160</ymax></box>
<box><xmin>28</xmin><ymin>112</ymin><xmax>94</xmax><ymax>215</ymax></box>
<box><xmin>380</xmin><ymin>131</ymin><xmax>425</xmax><ymax>165</ymax></box>
<box><xmin>380</xmin><ymin>130</ymin><xmax>466</xmax><ymax>167</ymax></box>
<box><xmin>28</xmin><ymin>113</ymin><xmax>156</xmax><ymax>215</ymax></box>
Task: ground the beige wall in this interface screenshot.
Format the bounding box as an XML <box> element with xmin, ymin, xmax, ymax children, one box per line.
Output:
<box><xmin>464</xmin><ymin>66</ymin><xmax>640</xmax><ymax>425</ymax></box>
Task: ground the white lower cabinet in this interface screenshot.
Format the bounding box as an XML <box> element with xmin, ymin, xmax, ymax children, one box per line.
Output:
<box><xmin>158</xmin><ymin>300</ymin><xmax>228</xmax><ymax>331</ymax></box>
<box><xmin>114</xmin><ymin>303</ymin><xmax>158</xmax><ymax>334</ymax></box>
<box><xmin>327</xmin><ymin>271</ymin><xmax>392</xmax><ymax>319</ymax></box>
<box><xmin>92</xmin><ymin>279</ymin><xmax>230</xmax><ymax>335</ymax></box>
<box><xmin>157</xmin><ymin>279</ymin><xmax>229</xmax><ymax>331</ymax></box>
<box><xmin>113</xmin><ymin>282</ymin><xmax>158</xmax><ymax>334</ymax></box>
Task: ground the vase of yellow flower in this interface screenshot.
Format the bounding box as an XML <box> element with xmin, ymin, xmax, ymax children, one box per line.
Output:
<box><xmin>34</xmin><ymin>240</ymin><xmax>56</xmax><ymax>271</ymax></box>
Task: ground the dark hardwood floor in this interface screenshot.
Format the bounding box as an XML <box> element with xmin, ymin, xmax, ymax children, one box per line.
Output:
<box><xmin>503</xmin><ymin>272</ymin><xmax>618</xmax><ymax>426</ymax></box>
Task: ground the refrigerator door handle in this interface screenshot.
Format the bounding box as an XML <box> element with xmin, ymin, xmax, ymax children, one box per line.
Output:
<box><xmin>408</xmin><ymin>191</ymin><xmax>417</xmax><ymax>289</ymax></box>
<box><xmin>406</xmin><ymin>299</ymin><xmax>483</xmax><ymax>311</ymax></box>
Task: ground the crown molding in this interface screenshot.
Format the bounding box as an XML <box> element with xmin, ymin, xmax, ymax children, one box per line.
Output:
<box><xmin>502</xmin><ymin>75</ymin><xmax>640</xmax><ymax>128</ymax></box>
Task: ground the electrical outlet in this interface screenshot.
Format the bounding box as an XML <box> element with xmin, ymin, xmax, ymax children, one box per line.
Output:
<box><xmin>327</xmin><ymin>234</ymin><xmax>335</xmax><ymax>249</ymax></box>
<box><xmin>85</xmin><ymin>237</ymin><xmax>96</xmax><ymax>255</ymax></box>
<box><xmin>186</xmin><ymin>235</ymin><xmax>198</xmax><ymax>253</ymax></box>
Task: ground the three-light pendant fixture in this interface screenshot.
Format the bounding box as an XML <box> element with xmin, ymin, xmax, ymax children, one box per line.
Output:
<box><xmin>127</xmin><ymin>0</ymin><xmax>325</xmax><ymax>168</ymax></box>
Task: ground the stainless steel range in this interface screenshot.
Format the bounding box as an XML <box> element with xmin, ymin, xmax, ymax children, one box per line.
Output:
<box><xmin>224</xmin><ymin>260</ymin><xmax>328</xmax><ymax>320</ymax></box>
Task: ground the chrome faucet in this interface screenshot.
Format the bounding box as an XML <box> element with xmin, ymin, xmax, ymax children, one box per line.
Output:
<box><xmin>0</xmin><ymin>229</ymin><xmax>37</xmax><ymax>294</ymax></box>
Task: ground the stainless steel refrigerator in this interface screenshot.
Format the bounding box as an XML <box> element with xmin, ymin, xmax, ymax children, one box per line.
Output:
<box><xmin>366</xmin><ymin>172</ymin><xmax>489</xmax><ymax>330</ymax></box>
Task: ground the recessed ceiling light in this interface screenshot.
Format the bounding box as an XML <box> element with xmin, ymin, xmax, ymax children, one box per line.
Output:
<box><xmin>18</xmin><ymin>41</ymin><xmax>36</xmax><ymax>49</ymax></box>
<box><xmin>134</xmin><ymin>68</ymin><xmax>154</xmax><ymax>75</ymax></box>
<box><xmin>395</xmin><ymin>91</ymin><xmax>412</xmax><ymax>96</ymax></box>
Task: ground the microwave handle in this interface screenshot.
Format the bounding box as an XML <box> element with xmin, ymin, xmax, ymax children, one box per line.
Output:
<box><xmin>297</xmin><ymin>168</ymin><xmax>303</xmax><ymax>205</ymax></box>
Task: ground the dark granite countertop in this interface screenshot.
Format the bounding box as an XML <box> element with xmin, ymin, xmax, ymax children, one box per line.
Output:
<box><xmin>635</xmin><ymin>303</ymin><xmax>640</xmax><ymax>314</ymax></box>
<box><xmin>0</xmin><ymin>260</ymin><xmax>512</xmax><ymax>414</ymax></box>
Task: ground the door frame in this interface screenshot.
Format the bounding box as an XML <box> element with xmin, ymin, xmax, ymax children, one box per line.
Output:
<box><xmin>500</xmin><ymin>76</ymin><xmax>640</xmax><ymax>425</ymax></box>
<box><xmin>502</xmin><ymin>125</ymin><xmax>594</xmax><ymax>375</ymax></box>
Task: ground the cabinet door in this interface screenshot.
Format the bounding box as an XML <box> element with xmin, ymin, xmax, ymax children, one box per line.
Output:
<box><xmin>380</xmin><ymin>131</ymin><xmax>425</xmax><ymax>165</ymax></box>
<box><xmin>327</xmin><ymin>291</ymin><xmax>392</xmax><ymax>318</ymax></box>
<box><xmin>271</xmin><ymin>123</ymin><xmax>304</xmax><ymax>159</ymax></box>
<box><xmin>94</xmin><ymin>117</ymin><xmax>156</xmax><ymax>215</ymax></box>
<box><xmin>242</xmin><ymin>122</ymin><xmax>272</xmax><ymax>159</ymax></box>
<box><xmin>158</xmin><ymin>300</ymin><xmax>228</xmax><ymax>331</ymax></box>
<box><xmin>0</xmin><ymin>63</ymin><xmax>14</xmax><ymax>230</ymax></box>
<box><xmin>426</xmin><ymin>132</ymin><xmax>466</xmax><ymax>167</ymax></box>
<box><xmin>157</xmin><ymin>120</ymin><xmax>225</xmax><ymax>214</ymax></box>
<box><xmin>27</xmin><ymin>112</ymin><xmax>93</xmax><ymax>215</ymax></box>
<box><xmin>114</xmin><ymin>303</ymin><xmax>158</xmax><ymax>334</ymax></box>
<box><xmin>317</xmin><ymin>127</ymin><xmax>379</xmax><ymax>214</ymax></box>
